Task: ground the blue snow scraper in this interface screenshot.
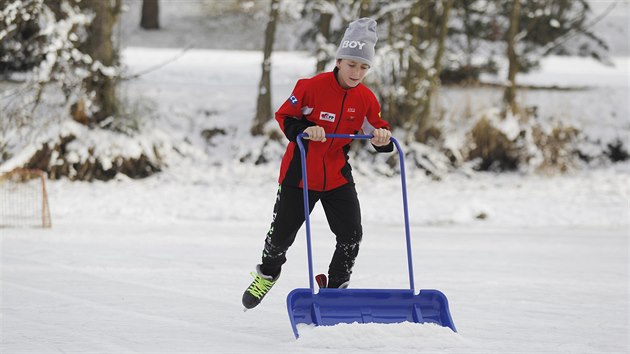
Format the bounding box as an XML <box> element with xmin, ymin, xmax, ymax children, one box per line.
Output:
<box><xmin>287</xmin><ymin>133</ymin><xmax>456</xmax><ymax>338</ymax></box>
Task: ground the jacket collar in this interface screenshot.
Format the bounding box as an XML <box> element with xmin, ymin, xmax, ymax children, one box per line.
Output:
<box><xmin>329</xmin><ymin>67</ymin><xmax>360</xmax><ymax>94</ymax></box>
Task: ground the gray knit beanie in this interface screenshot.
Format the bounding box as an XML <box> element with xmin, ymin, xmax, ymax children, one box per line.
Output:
<box><xmin>336</xmin><ymin>18</ymin><xmax>377</xmax><ymax>66</ymax></box>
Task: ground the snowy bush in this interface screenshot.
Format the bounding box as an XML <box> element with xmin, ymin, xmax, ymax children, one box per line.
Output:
<box><xmin>0</xmin><ymin>0</ymin><xmax>169</xmax><ymax>180</ymax></box>
<box><xmin>467</xmin><ymin>113</ymin><xmax>520</xmax><ymax>171</ymax></box>
<box><xmin>0</xmin><ymin>0</ymin><xmax>47</xmax><ymax>73</ymax></box>
<box><xmin>463</xmin><ymin>106</ymin><xmax>584</xmax><ymax>173</ymax></box>
<box><xmin>1</xmin><ymin>119</ymin><xmax>175</xmax><ymax>181</ymax></box>
<box><xmin>604</xmin><ymin>139</ymin><xmax>630</xmax><ymax>162</ymax></box>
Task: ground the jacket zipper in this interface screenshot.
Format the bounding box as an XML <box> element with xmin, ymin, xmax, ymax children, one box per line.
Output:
<box><xmin>322</xmin><ymin>91</ymin><xmax>347</xmax><ymax>191</ymax></box>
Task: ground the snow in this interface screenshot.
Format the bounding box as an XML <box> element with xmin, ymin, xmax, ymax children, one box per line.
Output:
<box><xmin>2</xmin><ymin>11</ymin><xmax>630</xmax><ymax>354</ymax></box>
<box><xmin>483</xmin><ymin>56</ymin><xmax>629</xmax><ymax>89</ymax></box>
<box><xmin>2</xmin><ymin>201</ymin><xmax>628</xmax><ymax>353</ymax></box>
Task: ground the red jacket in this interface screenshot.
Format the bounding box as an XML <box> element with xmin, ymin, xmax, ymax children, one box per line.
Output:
<box><xmin>276</xmin><ymin>69</ymin><xmax>393</xmax><ymax>191</ymax></box>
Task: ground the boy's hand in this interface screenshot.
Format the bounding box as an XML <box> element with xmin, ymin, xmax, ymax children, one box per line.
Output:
<box><xmin>371</xmin><ymin>128</ymin><xmax>391</xmax><ymax>146</ymax></box>
<box><xmin>303</xmin><ymin>126</ymin><xmax>326</xmax><ymax>142</ymax></box>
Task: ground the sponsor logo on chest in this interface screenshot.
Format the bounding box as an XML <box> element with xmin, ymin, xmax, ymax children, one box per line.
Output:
<box><xmin>319</xmin><ymin>111</ymin><xmax>336</xmax><ymax>122</ymax></box>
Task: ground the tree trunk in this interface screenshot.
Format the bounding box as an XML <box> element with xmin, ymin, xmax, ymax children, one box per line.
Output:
<box><xmin>417</xmin><ymin>0</ymin><xmax>452</xmax><ymax>142</ymax></box>
<box><xmin>315</xmin><ymin>12</ymin><xmax>332</xmax><ymax>73</ymax></box>
<box><xmin>251</xmin><ymin>0</ymin><xmax>279</xmax><ymax>136</ymax></box>
<box><xmin>384</xmin><ymin>12</ymin><xmax>402</xmax><ymax>129</ymax></box>
<box><xmin>402</xmin><ymin>0</ymin><xmax>429</xmax><ymax>140</ymax></box>
<box><xmin>359</xmin><ymin>0</ymin><xmax>370</xmax><ymax>18</ymax></box>
<box><xmin>403</xmin><ymin>1</ymin><xmax>422</xmax><ymax>102</ymax></box>
<box><xmin>504</xmin><ymin>0</ymin><xmax>521</xmax><ymax>117</ymax></box>
<box><xmin>140</xmin><ymin>0</ymin><xmax>160</xmax><ymax>30</ymax></box>
<box><xmin>75</xmin><ymin>0</ymin><xmax>122</xmax><ymax>126</ymax></box>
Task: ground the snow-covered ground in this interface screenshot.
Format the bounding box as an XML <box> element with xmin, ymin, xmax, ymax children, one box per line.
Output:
<box><xmin>2</xmin><ymin>45</ymin><xmax>629</xmax><ymax>353</ymax></box>
<box><xmin>2</xmin><ymin>168</ymin><xmax>629</xmax><ymax>353</ymax></box>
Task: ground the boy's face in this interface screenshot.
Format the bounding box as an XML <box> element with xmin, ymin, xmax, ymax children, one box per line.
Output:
<box><xmin>336</xmin><ymin>59</ymin><xmax>370</xmax><ymax>89</ymax></box>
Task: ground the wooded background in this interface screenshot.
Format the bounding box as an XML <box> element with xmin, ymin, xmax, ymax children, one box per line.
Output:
<box><xmin>0</xmin><ymin>0</ymin><xmax>625</xmax><ymax>180</ymax></box>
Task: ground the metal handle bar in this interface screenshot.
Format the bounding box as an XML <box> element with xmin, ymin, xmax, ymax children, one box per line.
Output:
<box><xmin>296</xmin><ymin>133</ymin><xmax>415</xmax><ymax>292</ymax></box>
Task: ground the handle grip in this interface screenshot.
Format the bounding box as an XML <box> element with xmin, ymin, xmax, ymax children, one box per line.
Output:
<box><xmin>298</xmin><ymin>133</ymin><xmax>374</xmax><ymax>140</ymax></box>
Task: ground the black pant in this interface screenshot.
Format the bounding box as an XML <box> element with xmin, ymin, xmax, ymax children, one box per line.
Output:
<box><xmin>260</xmin><ymin>183</ymin><xmax>363</xmax><ymax>287</ymax></box>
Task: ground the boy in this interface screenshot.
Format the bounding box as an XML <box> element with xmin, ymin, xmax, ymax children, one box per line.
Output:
<box><xmin>243</xmin><ymin>18</ymin><xmax>393</xmax><ymax>309</ymax></box>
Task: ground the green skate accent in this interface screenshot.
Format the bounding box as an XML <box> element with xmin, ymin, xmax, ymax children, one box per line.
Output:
<box><xmin>246</xmin><ymin>272</ymin><xmax>276</xmax><ymax>299</ymax></box>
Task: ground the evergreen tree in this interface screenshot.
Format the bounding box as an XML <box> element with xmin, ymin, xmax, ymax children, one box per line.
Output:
<box><xmin>443</xmin><ymin>0</ymin><xmax>608</xmax><ymax>85</ymax></box>
<box><xmin>0</xmin><ymin>0</ymin><xmax>46</xmax><ymax>73</ymax></box>
<box><xmin>1</xmin><ymin>0</ymin><xmax>123</xmax><ymax>127</ymax></box>
<box><xmin>500</xmin><ymin>0</ymin><xmax>607</xmax><ymax>114</ymax></box>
